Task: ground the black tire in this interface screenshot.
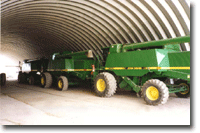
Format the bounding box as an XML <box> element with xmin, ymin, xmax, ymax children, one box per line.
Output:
<box><xmin>175</xmin><ymin>80</ymin><xmax>190</xmax><ymax>98</ymax></box>
<box><xmin>41</xmin><ymin>72</ymin><xmax>52</xmax><ymax>88</ymax></box>
<box><xmin>142</xmin><ymin>79</ymin><xmax>169</xmax><ymax>105</ymax></box>
<box><xmin>29</xmin><ymin>76</ymin><xmax>35</xmax><ymax>85</ymax></box>
<box><xmin>57</xmin><ymin>76</ymin><xmax>69</xmax><ymax>91</ymax></box>
<box><xmin>18</xmin><ymin>73</ymin><xmax>21</xmax><ymax>83</ymax></box>
<box><xmin>18</xmin><ymin>73</ymin><xmax>26</xmax><ymax>83</ymax></box>
<box><xmin>94</xmin><ymin>72</ymin><xmax>117</xmax><ymax>97</ymax></box>
<box><xmin>1</xmin><ymin>73</ymin><xmax>6</xmax><ymax>86</ymax></box>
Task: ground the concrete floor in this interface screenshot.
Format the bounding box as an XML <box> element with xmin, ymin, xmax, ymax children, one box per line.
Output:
<box><xmin>0</xmin><ymin>80</ymin><xmax>190</xmax><ymax>125</ymax></box>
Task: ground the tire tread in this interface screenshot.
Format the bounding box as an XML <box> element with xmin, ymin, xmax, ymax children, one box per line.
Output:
<box><xmin>142</xmin><ymin>79</ymin><xmax>169</xmax><ymax>105</ymax></box>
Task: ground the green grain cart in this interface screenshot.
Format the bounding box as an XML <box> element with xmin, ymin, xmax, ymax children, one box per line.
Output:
<box><xmin>41</xmin><ymin>35</ymin><xmax>190</xmax><ymax>105</ymax></box>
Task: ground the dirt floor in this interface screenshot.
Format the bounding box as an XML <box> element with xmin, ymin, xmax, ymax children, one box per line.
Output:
<box><xmin>0</xmin><ymin>80</ymin><xmax>190</xmax><ymax>125</ymax></box>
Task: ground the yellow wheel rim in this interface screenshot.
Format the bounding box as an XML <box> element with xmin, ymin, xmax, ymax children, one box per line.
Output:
<box><xmin>146</xmin><ymin>86</ymin><xmax>159</xmax><ymax>101</ymax></box>
<box><xmin>96</xmin><ymin>79</ymin><xmax>106</xmax><ymax>92</ymax></box>
<box><xmin>180</xmin><ymin>83</ymin><xmax>189</xmax><ymax>94</ymax></box>
<box><xmin>58</xmin><ymin>80</ymin><xmax>63</xmax><ymax>89</ymax></box>
<box><xmin>41</xmin><ymin>77</ymin><xmax>45</xmax><ymax>85</ymax></box>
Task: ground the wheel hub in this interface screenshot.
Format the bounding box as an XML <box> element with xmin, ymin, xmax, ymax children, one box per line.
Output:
<box><xmin>96</xmin><ymin>79</ymin><xmax>106</xmax><ymax>92</ymax></box>
<box><xmin>146</xmin><ymin>86</ymin><xmax>159</xmax><ymax>101</ymax></box>
<box><xmin>179</xmin><ymin>83</ymin><xmax>189</xmax><ymax>94</ymax></box>
<box><xmin>58</xmin><ymin>80</ymin><xmax>63</xmax><ymax>89</ymax></box>
<box><xmin>41</xmin><ymin>77</ymin><xmax>44</xmax><ymax>85</ymax></box>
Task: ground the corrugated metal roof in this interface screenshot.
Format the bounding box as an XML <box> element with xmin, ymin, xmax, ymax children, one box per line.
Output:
<box><xmin>1</xmin><ymin>0</ymin><xmax>190</xmax><ymax>62</ymax></box>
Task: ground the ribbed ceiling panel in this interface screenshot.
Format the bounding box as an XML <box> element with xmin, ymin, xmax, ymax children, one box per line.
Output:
<box><xmin>1</xmin><ymin>0</ymin><xmax>190</xmax><ymax>62</ymax></box>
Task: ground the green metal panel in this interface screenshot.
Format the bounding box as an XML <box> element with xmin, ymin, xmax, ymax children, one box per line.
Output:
<box><xmin>74</xmin><ymin>60</ymin><xmax>94</xmax><ymax>69</ymax></box>
<box><xmin>105</xmin><ymin>49</ymin><xmax>166</xmax><ymax>76</ymax></box>
<box><xmin>155</xmin><ymin>49</ymin><xmax>170</xmax><ymax>68</ymax></box>
<box><xmin>163</xmin><ymin>51</ymin><xmax>190</xmax><ymax>82</ymax></box>
<box><xmin>112</xmin><ymin>70</ymin><xmax>149</xmax><ymax>77</ymax></box>
<box><xmin>65</xmin><ymin>59</ymin><xmax>74</xmax><ymax>69</ymax></box>
<box><xmin>48</xmin><ymin>59</ymin><xmax>65</xmax><ymax>69</ymax></box>
<box><xmin>106</xmin><ymin>49</ymin><xmax>158</xmax><ymax>68</ymax></box>
<box><xmin>84</xmin><ymin>60</ymin><xmax>95</xmax><ymax>69</ymax></box>
<box><xmin>168</xmin><ymin>51</ymin><xmax>190</xmax><ymax>67</ymax></box>
<box><xmin>74</xmin><ymin>60</ymin><xmax>85</xmax><ymax>69</ymax></box>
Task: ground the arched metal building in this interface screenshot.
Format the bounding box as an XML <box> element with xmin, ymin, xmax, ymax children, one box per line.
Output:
<box><xmin>1</xmin><ymin>0</ymin><xmax>190</xmax><ymax>63</ymax></box>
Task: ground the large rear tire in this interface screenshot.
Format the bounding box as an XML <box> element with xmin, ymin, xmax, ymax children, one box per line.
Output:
<box><xmin>142</xmin><ymin>79</ymin><xmax>169</xmax><ymax>105</ymax></box>
<box><xmin>41</xmin><ymin>72</ymin><xmax>52</xmax><ymax>88</ymax></box>
<box><xmin>94</xmin><ymin>72</ymin><xmax>117</xmax><ymax>97</ymax></box>
<box><xmin>57</xmin><ymin>76</ymin><xmax>69</xmax><ymax>91</ymax></box>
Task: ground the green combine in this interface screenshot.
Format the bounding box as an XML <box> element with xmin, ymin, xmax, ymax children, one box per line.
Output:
<box><xmin>39</xmin><ymin>35</ymin><xmax>190</xmax><ymax>105</ymax></box>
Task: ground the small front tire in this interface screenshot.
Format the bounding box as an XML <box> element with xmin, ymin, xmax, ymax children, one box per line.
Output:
<box><xmin>57</xmin><ymin>76</ymin><xmax>69</xmax><ymax>91</ymax></box>
<box><xmin>142</xmin><ymin>79</ymin><xmax>169</xmax><ymax>105</ymax></box>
